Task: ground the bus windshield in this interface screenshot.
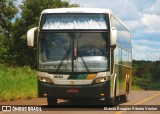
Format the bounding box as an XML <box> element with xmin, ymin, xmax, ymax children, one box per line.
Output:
<box><xmin>39</xmin><ymin>32</ymin><xmax>109</xmax><ymax>72</ymax></box>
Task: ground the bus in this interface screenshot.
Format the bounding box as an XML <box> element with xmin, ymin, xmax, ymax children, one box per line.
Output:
<box><xmin>27</xmin><ymin>8</ymin><xmax>132</xmax><ymax>105</ymax></box>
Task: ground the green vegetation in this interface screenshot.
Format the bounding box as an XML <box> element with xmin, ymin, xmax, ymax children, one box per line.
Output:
<box><xmin>131</xmin><ymin>85</ymin><xmax>141</xmax><ymax>90</ymax></box>
<box><xmin>132</xmin><ymin>60</ymin><xmax>160</xmax><ymax>90</ymax></box>
<box><xmin>0</xmin><ymin>64</ymin><xmax>37</xmax><ymax>101</ymax></box>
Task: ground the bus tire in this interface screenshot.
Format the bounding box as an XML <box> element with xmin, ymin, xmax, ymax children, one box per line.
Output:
<box><xmin>47</xmin><ymin>97</ymin><xmax>57</xmax><ymax>105</ymax></box>
<box><xmin>107</xmin><ymin>97</ymin><xmax>115</xmax><ymax>106</ymax></box>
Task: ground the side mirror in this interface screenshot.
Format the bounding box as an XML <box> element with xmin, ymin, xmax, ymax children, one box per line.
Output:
<box><xmin>27</xmin><ymin>27</ymin><xmax>38</xmax><ymax>47</ymax></box>
<box><xmin>110</xmin><ymin>27</ymin><xmax>117</xmax><ymax>47</ymax></box>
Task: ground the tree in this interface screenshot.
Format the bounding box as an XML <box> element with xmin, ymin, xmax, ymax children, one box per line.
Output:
<box><xmin>0</xmin><ymin>0</ymin><xmax>17</xmax><ymax>62</ymax></box>
<box><xmin>132</xmin><ymin>60</ymin><xmax>160</xmax><ymax>90</ymax></box>
<box><xmin>19</xmin><ymin>0</ymin><xmax>79</xmax><ymax>29</ymax></box>
<box><xmin>0</xmin><ymin>0</ymin><xmax>17</xmax><ymax>38</ymax></box>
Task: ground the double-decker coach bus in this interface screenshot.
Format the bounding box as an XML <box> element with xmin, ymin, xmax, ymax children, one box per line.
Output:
<box><xmin>27</xmin><ymin>8</ymin><xmax>132</xmax><ymax>105</ymax></box>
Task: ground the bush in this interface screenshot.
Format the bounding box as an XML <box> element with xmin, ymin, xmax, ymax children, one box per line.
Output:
<box><xmin>132</xmin><ymin>77</ymin><xmax>151</xmax><ymax>90</ymax></box>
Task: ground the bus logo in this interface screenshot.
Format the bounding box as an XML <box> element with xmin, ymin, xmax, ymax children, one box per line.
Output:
<box><xmin>71</xmin><ymin>80</ymin><xmax>74</xmax><ymax>84</ymax></box>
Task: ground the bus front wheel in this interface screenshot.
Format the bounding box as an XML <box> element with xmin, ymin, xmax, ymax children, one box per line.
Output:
<box><xmin>106</xmin><ymin>97</ymin><xmax>115</xmax><ymax>106</ymax></box>
<box><xmin>47</xmin><ymin>97</ymin><xmax>57</xmax><ymax>105</ymax></box>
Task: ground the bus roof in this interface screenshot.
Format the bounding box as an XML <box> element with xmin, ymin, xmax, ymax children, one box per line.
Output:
<box><xmin>42</xmin><ymin>8</ymin><xmax>113</xmax><ymax>14</ymax></box>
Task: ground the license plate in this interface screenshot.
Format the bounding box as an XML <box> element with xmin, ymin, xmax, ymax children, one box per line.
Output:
<box><xmin>67</xmin><ymin>89</ymin><xmax>79</xmax><ymax>93</ymax></box>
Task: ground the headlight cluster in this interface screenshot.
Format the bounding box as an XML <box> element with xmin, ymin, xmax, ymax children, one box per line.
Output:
<box><xmin>93</xmin><ymin>77</ymin><xmax>110</xmax><ymax>84</ymax></box>
<box><xmin>38</xmin><ymin>76</ymin><xmax>53</xmax><ymax>83</ymax></box>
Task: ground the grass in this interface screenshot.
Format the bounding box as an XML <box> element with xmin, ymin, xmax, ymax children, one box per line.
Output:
<box><xmin>131</xmin><ymin>85</ymin><xmax>142</xmax><ymax>90</ymax></box>
<box><xmin>0</xmin><ymin>64</ymin><xmax>37</xmax><ymax>101</ymax></box>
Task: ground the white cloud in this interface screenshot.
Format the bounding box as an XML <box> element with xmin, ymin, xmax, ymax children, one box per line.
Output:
<box><xmin>132</xmin><ymin>43</ymin><xmax>160</xmax><ymax>60</ymax></box>
<box><xmin>139</xmin><ymin>14</ymin><xmax>160</xmax><ymax>33</ymax></box>
<box><xmin>71</xmin><ymin>0</ymin><xmax>142</xmax><ymax>20</ymax></box>
<box><xmin>131</xmin><ymin>0</ymin><xmax>156</xmax><ymax>11</ymax></box>
<box><xmin>125</xmin><ymin>13</ymin><xmax>160</xmax><ymax>38</ymax></box>
<box><xmin>143</xmin><ymin>0</ymin><xmax>160</xmax><ymax>15</ymax></box>
<box><xmin>125</xmin><ymin>20</ymin><xmax>141</xmax><ymax>31</ymax></box>
<box><xmin>132</xmin><ymin>40</ymin><xmax>160</xmax><ymax>47</ymax></box>
<box><xmin>132</xmin><ymin>39</ymin><xmax>160</xmax><ymax>60</ymax></box>
<box><xmin>141</xmin><ymin>14</ymin><xmax>160</xmax><ymax>26</ymax></box>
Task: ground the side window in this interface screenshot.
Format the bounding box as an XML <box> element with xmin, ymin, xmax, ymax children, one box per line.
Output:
<box><xmin>122</xmin><ymin>49</ymin><xmax>129</xmax><ymax>66</ymax></box>
<box><xmin>118</xmin><ymin>47</ymin><xmax>122</xmax><ymax>64</ymax></box>
<box><xmin>114</xmin><ymin>47</ymin><xmax>118</xmax><ymax>63</ymax></box>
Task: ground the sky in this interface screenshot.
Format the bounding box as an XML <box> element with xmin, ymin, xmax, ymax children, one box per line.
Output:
<box><xmin>16</xmin><ymin>0</ymin><xmax>160</xmax><ymax>61</ymax></box>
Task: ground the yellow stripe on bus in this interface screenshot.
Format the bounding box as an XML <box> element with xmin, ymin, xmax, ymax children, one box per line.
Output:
<box><xmin>86</xmin><ymin>74</ymin><xmax>96</xmax><ymax>80</ymax></box>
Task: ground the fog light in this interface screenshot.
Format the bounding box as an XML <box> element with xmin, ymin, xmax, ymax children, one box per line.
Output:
<box><xmin>43</xmin><ymin>93</ymin><xmax>47</xmax><ymax>97</ymax></box>
<box><xmin>100</xmin><ymin>93</ymin><xmax>105</xmax><ymax>96</ymax></box>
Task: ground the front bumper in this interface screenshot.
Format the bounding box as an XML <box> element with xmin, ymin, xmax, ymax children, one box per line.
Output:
<box><xmin>38</xmin><ymin>81</ymin><xmax>110</xmax><ymax>99</ymax></box>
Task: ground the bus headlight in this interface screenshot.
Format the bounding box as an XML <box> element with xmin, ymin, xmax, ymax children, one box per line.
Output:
<box><xmin>38</xmin><ymin>76</ymin><xmax>53</xmax><ymax>83</ymax></box>
<box><xmin>93</xmin><ymin>77</ymin><xmax>110</xmax><ymax>84</ymax></box>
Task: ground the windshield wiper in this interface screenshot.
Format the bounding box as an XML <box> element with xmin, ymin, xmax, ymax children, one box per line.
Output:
<box><xmin>56</xmin><ymin>40</ymin><xmax>71</xmax><ymax>72</ymax></box>
<box><xmin>76</xmin><ymin>40</ymin><xmax>90</xmax><ymax>72</ymax></box>
<box><xmin>79</xmin><ymin>54</ymin><xmax>90</xmax><ymax>72</ymax></box>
